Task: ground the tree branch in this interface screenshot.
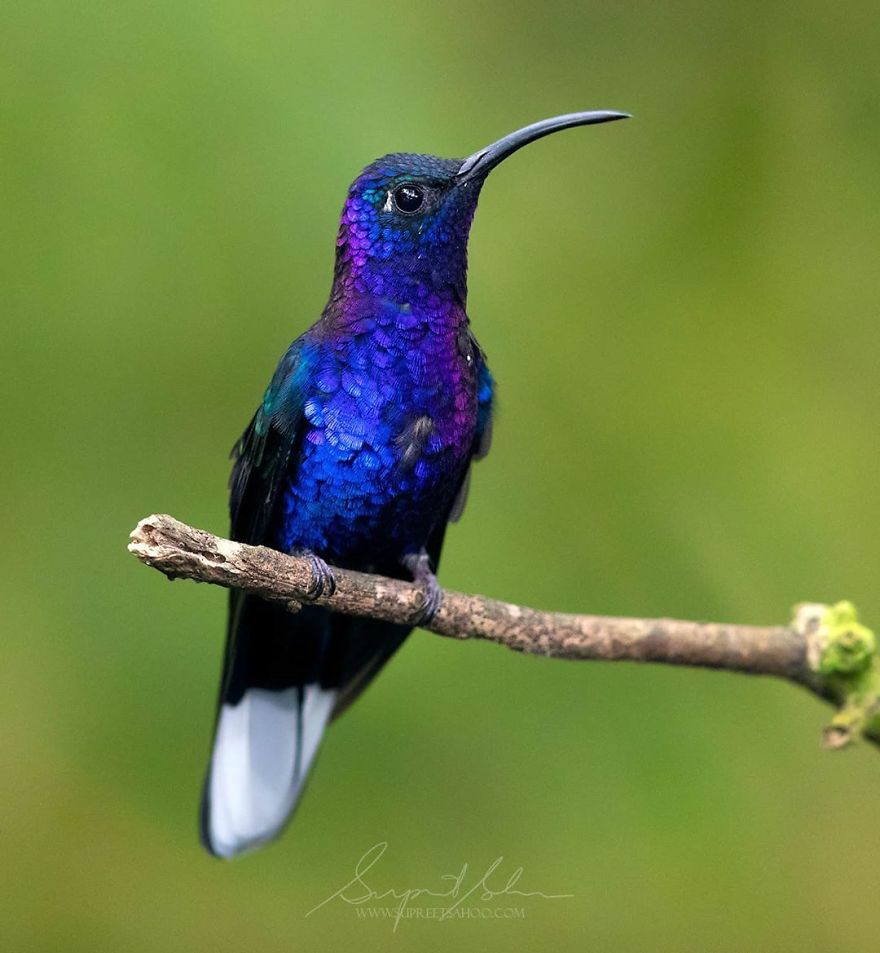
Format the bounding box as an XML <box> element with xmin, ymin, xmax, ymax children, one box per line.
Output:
<box><xmin>128</xmin><ymin>514</ymin><xmax>880</xmax><ymax>751</ymax></box>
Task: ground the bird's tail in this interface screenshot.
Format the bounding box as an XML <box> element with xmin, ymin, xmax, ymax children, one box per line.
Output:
<box><xmin>200</xmin><ymin>594</ymin><xmax>337</xmax><ymax>858</ymax></box>
<box><xmin>200</xmin><ymin>589</ymin><xmax>410</xmax><ymax>858</ymax></box>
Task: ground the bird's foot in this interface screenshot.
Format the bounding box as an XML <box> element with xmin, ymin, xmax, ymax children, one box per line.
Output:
<box><xmin>294</xmin><ymin>550</ymin><xmax>337</xmax><ymax>600</ymax></box>
<box><xmin>402</xmin><ymin>550</ymin><xmax>442</xmax><ymax>627</ymax></box>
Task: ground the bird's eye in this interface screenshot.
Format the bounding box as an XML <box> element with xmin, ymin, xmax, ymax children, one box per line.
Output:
<box><xmin>392</xmin><ymin>184</ymin><xmax>425</xmax><ymax>214</ymax></box>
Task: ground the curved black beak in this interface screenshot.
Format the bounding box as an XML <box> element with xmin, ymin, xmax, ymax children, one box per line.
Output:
<box><xmin>456</xmin><ymin>110</ymin><xmax>630</xmax><ymax>182</ymax></box>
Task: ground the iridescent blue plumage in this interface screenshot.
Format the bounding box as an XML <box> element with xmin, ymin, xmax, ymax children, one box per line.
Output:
<box><xmin>200</xmin><ymin>111</ymin><xmax>628</xmax><ymax>858</ymax></box>
<box><xmin>276</xmin><ymin>301</ymin><xmax>490</xmax><ymax>562</ymax></box>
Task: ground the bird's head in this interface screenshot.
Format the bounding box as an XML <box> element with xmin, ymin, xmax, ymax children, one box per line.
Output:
<box><xmin>333</xmin><ymin>111</ymin><xmax>629</xmax><ymax>304</ymax></box>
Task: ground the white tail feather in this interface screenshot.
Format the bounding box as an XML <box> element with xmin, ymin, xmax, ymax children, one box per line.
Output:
<box><xmin>205</xmin><ymin>685</ymin><xmax>336</xmax><ymax>858</ymax></box>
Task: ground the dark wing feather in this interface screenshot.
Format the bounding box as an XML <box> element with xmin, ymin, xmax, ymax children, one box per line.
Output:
<box><xmin>229</xmin><ymin>339</ymin><xmax>310</xmax><ymax>545</ymax></box>
<box><xmin>449</xmin><ymin>344</ymin><xmax>494</xmax><ymax>523</ymax></box>
<box><xmin>219</xmin><ymin>335</ymin><xmax>313</xmax><ymax>705</ymax></box>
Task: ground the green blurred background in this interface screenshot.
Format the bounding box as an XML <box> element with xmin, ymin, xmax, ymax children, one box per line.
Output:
<box><xmin>3</xmin><ymin>1</ymin><xmax>879</xmax><ymax>950</ymax></box>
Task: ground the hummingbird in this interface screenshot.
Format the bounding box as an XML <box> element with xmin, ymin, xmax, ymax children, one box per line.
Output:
<box><xmin>201</xmin><ymin>110</ymin><xmax>629</xmax><ymax>857</ymax></box>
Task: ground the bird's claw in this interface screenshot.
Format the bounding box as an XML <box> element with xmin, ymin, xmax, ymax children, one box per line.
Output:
<box><xmin>402</xmin><ymin>551</ymin><xmax>442</xmax><ymax>627</ymax></box>
<box><xmin>295</xmin><ymin>550</ymin><xmax>337</xmax><ymax>600</ymax></box>
<box><xmin>413</xmin><ymin>577</ymin><xmax>442</xmax><ymax>627</ymax></box>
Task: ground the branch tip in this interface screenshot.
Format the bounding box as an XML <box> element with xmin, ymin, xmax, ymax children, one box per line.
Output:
<box><xmin>799</xmin><ymin>601</ymin><xmax>880</xmax><ymax>750</ymax></box>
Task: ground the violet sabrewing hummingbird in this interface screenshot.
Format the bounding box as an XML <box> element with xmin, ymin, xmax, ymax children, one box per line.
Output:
<box><xmin>201</xmin><ymin>110</ymin><xmax>629</xmax><ymax>857</ymax></box>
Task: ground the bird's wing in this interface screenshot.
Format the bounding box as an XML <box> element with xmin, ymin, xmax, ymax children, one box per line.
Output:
<box><xmin>202</xmin><ymin>337</ymin><xmax>338</xmax><ymax>859</ymax></box>
<box><xmin>228</xmin><ymin>338</ymin><xmax>312</xmax><ymax>545</ymax></box>
<box><xmin>448</xmin><ymin>342</ymin><xmax>494</xmax><ymax>523</ymax></box>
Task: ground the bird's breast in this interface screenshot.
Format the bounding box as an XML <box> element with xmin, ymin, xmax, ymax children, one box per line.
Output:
<box><xmin>278</xmin><ymin>304</ymin><xmax>480</xmax><ymax>560</ymax></box>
